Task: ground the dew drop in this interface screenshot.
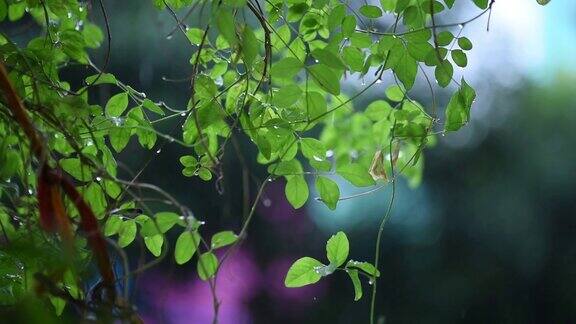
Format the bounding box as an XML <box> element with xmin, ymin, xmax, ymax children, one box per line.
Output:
<box><xmin>28</xmin><ymin>189</ymin><xmax>34</xmax><ymax>195</ymax></box>
<box><xmin>95</xmin><ymin>176</ymin><xmax>102</xmax><ymax>182</ymax></box>
<box><xmin>166</xmin><ymin>35</ymin><xmax>173</xmax><ymax>40</ymax></box>
<box><xmin>375</xmin><ymin>79</ymin><xmax>383</xmax><ymax>84</ymax></box>
<box><xmin>111</xmin><ymin>116</ymin><xmax>126</xmax><ymax>126</ymax></box>
<box><xmin>180</xmin><ymin>112</ymin><xmax>186</xmax><ymax>116</ymax></box>
<box><xmin>325</xmin><ymin>150</ymin><xmax>334</xmax><ymax>158</ymax></box>
<box><xmin>458</xmin><ymin>24</ymin><xmax>464</xmax><ymax>29</ymax></box>
<box><xmin>263</xmin><ymin>198</ymin><xmax>272</xmax><ymax>207</ymax></box>
<box><xmin>156</xmin><ymin>148</ymin><xmax>162</xmax><ymax>154</ymax></box>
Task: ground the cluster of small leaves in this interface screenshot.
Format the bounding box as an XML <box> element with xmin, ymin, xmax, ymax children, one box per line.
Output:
<box><xmin>0</xmin><ymin>0</ymin><xmax>492</xmax><ymax>318</ymax></box>
<box><xmin>285</xmin><ymin>231</ymin><xmax>379</xmax><ymax>301</ymax></box>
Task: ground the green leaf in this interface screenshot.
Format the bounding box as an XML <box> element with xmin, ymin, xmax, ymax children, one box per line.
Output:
<box><xmin>445</xmin><ymin>78</ymin><xmax>476</xmax><ymax>131</ymax></box>
<box><xmin>185</xmin><ymin>28</ymin><xmax>205</xmax><ymax>45</ymax></box>
<box><xmin>118</xmin><ymin>220</ymin><xmax>137</xmax><ymax>248</ymax></box>
<box><xmin>175</xmin><ymin>231</ymin><xmax>200</xmax><ymax>265</ymax></box>
<box><xmin>154</xmin><ymin>212</ymin><xmax>180</xmax><ymax>233</ymax></box>
<box><xmin>359</xmin><ymin>5</ymin><xmax>383</xmax><ymax>18</ymax></box>
<box><xmin>311</xmin><ymin>48</ymin><xmax>345</xmax><ymax>70</ymax></box>
<box><xmin>458</xmin><ymin>37</ymin><xmax>473</xmax><ymax>51</ymax></box>
<box><xmin>197</xmin><ymin>252</ymin><xmax>218</xmax><ymax>280</ymax></box>
<box><xmin>211</xmin><ymin>231</ymin><xmax>238</xmax><ymax>249</ymax></box>
<box><xmin>269</xmin><ymin>159</ymin><xmax>303</xmax><ymax>176</ymax></box>
<box><xmin>326</xmin><ymin>231</ymin><xmax>349</xmax><ymax>267</ymax></box>
<box><xmin>347</xmin><ymin>269</ymin><xmax>362</xmax><ymax>301</ymax></box>
<box><xmin>342</xmin><ymin>46</ymin><xmax>364</xmax><ymax>72</ymax></box>
<box><xmin>85</xmin><ymin>73</ymin><xmax>117</xmax><ymax>85</ymax></box>
<box><xmin>536</xmin><ymin>0</ymin><xmax>551</xmax><ymax>5</ymax></box>
<box><xmin>436</xmin><ymin>31</ymin><xmax>453</xmax><ymax>46</ymax></box>
<box><xmin>341</xmin><ymin>16</ymin><xmax>356</xmax><ymax>38</ymax></box>
<box><xmin>0</xmin><ymin>1</ymin><xmax>7</xmax><ymax>22</ymax></box>
<box><xmin>216</xmin><ymin>10</ymin><xmax>237</xmax><ymax>46</ymax></box>
<box><xmin>337</xmin><ymin>164</ymin><xmax>376</xmax><ymax>187</ymax></box>
<box><xmin>473</xmin><ymin>0</ymin><xmax>489</xmax><ymax>9</ymax></box>
<box><xmin>242</xmin><ymin>25</ymin><xmax>259</xmax><ymax>69</ymax></box>
<box><xmin>285</xmin><ymin>175</ymin><xmax>309</xmax><ymax>209</ymax></box>
<box><xmin>308</xmin><ymin>64</ymin><xmax>340</xmax><ymax>95</ymax></box>
<box><xmin>109</xmin><ymin>125</ymin><xmax>131</xmax><ymax>153</ymax></box>
<box><xmin>60</xmin><ymin>158</ymin><xmax>92</xmax><ymax>181</ymax></box>
<box><xmin>316</xmin><ymin>176</ymin><xmax>340</xmax><ymax>210</ymax></box>
<box><xmin>346</xmin><ymin>260</ymin><xmax>381</xmax><ymax>277</ymax></box>
<box><xmin>105</xmin><ymin>92</ymin><xmax>129</xmax><ymax>117</ymax></box>
<box><xmin>305</xmin><ymin>91</ymin><xmax>327</xmax><ymax>120</ymax></box>
<box><xmin>144</xmin><ymin>234</ymin><xmax>164</xmax><ymax>257</ymax></box>
<box><xmin>142</xmin><ymin>99</ymin><xmax>165</xmax><ymax>115</ymax></box>
<box><xmin>284</xmin><ymin>257</ymin><xmax>324</xmax><ymax>288</ymax></box>
<box><xmin>365</xmin><ymin>100</ymin><xmax>392</xmax><ymax>121</ymax></box>
<box><xmin>271</xmin><ymin>57</ymin><xmax>302</xmax><ymax>79</ymax></box>
<box><xmin>328</xmin><ymin>5</ymin><xmax>346</xmax><ymax>30</ymax></box>
<box><xmin>272</xmin><ymin>84</ymin><xmax>302</xmax><ymax>108</ymax></box>
<box><xmin>104</xmin><ymin>216</ymin><xmax>122</xmax><ymax>236</ymax></box>
<box><xmin>380</xmin><ymin>0</ymin><xmax>396</xmax><ymax>12</ymax></box>
<box><xmin>444</xmin><ymin>0</ymin><xmax>456</xmax><ymax>8</ymax></box>
<box><xmin>385</xmin><ymin>84</ymin><xmax>405</xmax><ymax>102</ymax></box>
<box><xmin>393</xmin><ymin>50</ymin><xmax>418</xmax><ymax>89</ymax></box>
<box><xmin>451</xmin><ymin>49</ymin><xmax>468</xmax><ymax>67</ymax></box>
<box><xmin>435</xmin><ymin>60</ymin><xmax>453</xmax><ymax>87</ymax></box>
<box><xmin>300</xmin><ymin>138</ymin><xmax>326</xmax><ymax>161</ymax></box>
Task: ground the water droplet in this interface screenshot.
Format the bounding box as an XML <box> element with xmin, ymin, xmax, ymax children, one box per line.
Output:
<box><xmin>28</xmin><ymin>189</ymin><xmax>34</xmax><ymax>195</ymax></box>
<box><xmin>156</xmin><ymin>148</ymin><xmax>162</xmax><ymax>154</ymax></box>
<box><xmin>312</xmin><ymin>155</ymin><xmax>323</xmax><ymax>162</ymax></box>
<box><xmin>263</xmin><ymin>198</ymin><xmax>272</xmax><ymax>207</ymax></box>
<box><xmin>325</xmin><ymin>150</ymin><xmax>334</xmax><ymax>158</ymax></box>
<box><xmin>111</xmin><ymin>116</ymin><xmax>126</xmax><ymax>126</ymax></box>
<box><xmin>95</xmin><ymin>176</ymin><xmax>102</xmax><ymax>182</ymax></box>
<box><xmin>375</xmin><ymin>79</ymin><xmax>382</xmax><ymax>84</ymax></box>
<box><xmin>350</xmin><ymin>150</ymin><xmax>359</xmax><ymax>160</ymax></box>
<box><xmin>67</xmin><ymin>12</ymin><xmax>72</xmax><ymax>18</ymax></box>
<box><xmin>368</xmin><ymin>279</ymin><xmax>374</xmax><ymax>285</ymax></box>
<box><xmin>458</xmin><ymin>24</ymin><xmax>464</xmax><ymax>29</ymax></box>
<box><xmin>361</xmin><ymin>79</ymin><xmax>366</xmax><ymax>86</ymax></box>
<box><xmin>168</xmin><ymin>137</ymin><xmax>175</xmax><ymax>143</ymax></box>
<box><xmin>180</xmin><ymin>112</ymin><xmax>186</xmax><ymax>117</ymax></box>
<box><xmin>166</xmin><ymin>35</ymin><xmax>173</xmax><ymax>40</ymax></box>
<box><xmin>314</xmin><ymin>59</ymin><xmax>319</xmax><ymax>63</ymax></box>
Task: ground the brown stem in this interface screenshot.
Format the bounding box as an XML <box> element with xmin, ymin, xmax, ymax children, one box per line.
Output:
<box><xmin>0</xmin><ymin>60</ymin><xmax>116</xmax><ymax>301</ymax></box>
